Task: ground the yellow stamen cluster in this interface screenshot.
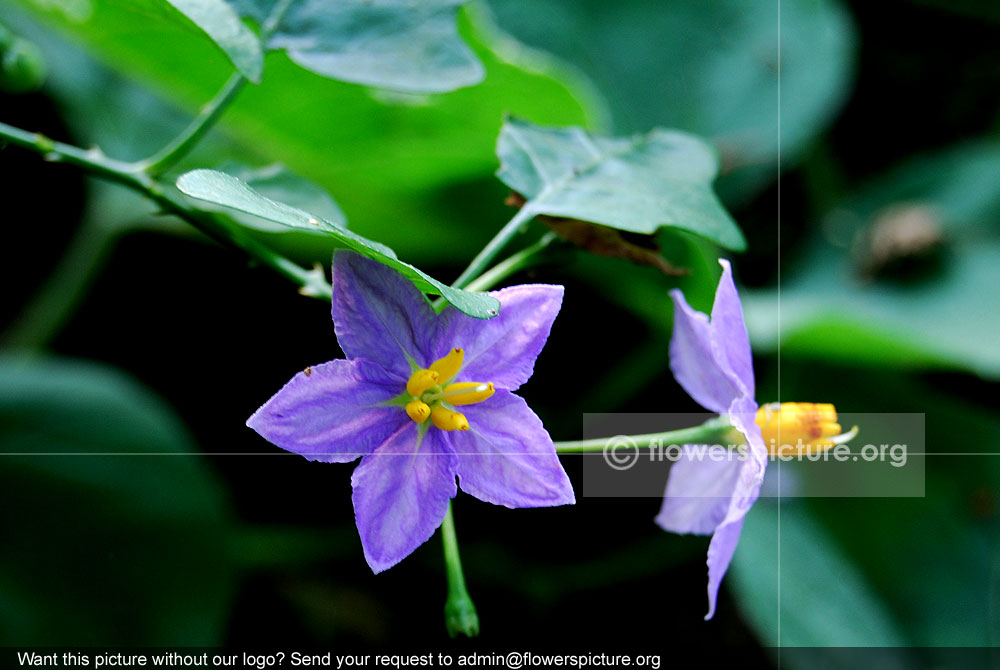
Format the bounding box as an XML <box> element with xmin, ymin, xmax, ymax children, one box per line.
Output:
<box><xmin>755</xmin><ymin>402</ymin><xmax>854</xmax><ymax>456</ymax></box>
<box><xmin>403</xmin><ymin>348</ymin><xmax>495</xmax><ymax>431</ymax></box>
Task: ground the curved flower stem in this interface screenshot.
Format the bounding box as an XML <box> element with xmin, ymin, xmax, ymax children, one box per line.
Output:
<box><xmin>451</xmin><ymin>203</ymin><xmax>537</xmax><ymax>289</ymax></box>
<box><xmin>134</xmin><ymin>72</ymin><xmax>246</xmax><ymax>177</ymax></box>
<box><xmin>441</xmin><ymin>501</ymin><xmax>479</xmax><ymax>638</ymax></box>
<box><xmin>0</xmin><ymin>121</ymin><xmax>331</xmax><ymax>303</ymax></box>
<box><xmin>553</xmin><ymin>416</ymin><xmax>734</xmax><ymax>453</ymax></box>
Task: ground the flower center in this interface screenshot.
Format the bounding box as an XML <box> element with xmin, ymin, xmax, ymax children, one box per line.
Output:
<box><xmin>403</xmin><ymin>348</ymin><xmax>495</xmax><ymax>431</ymax></box>
<box><xmin>755</xmin><ymin>402</ymin><xmax>858</xmax><ymax>456</ymax></box>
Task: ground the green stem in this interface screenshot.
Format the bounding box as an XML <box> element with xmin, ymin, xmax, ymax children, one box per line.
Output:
<box><xmin>451</xmin><ymin>204</ymin><xmax>537</xmax><ymax>289</ymax></box>
<box><xmin>136</xmin><ymin>72</ymin><xmax>246</xmax><ymax>177</ymax></box>
<box><xmin>463</xmin><ymin>231</ymin><xmax>559</xmax><ymax>292</ymax></box>
<box><xmin>441</xmin><ymin>501</ymin><xmax>479</xmax><ymax>638</ymax></box>
<box><xmin>0</xmin><ymin>120</ymin><xmax>153</xmax><ymax>187</ymax></box>
<box><xmin>260</xmin><ymin>0</ymin><xmax>297</xmax><ymax>35</ymax></box>
<box><xmin>133</xmin><ymin>0</ymin><xmax>295</xmax><ymax>177</ymax></box>
<box><xmin>553</xmin><ymin>416</ymin><xmax>734</xmax><ymax>453</ymax></box>
<box><xmin>432</xmin><ymin>231</ymin><xmax>561</xmax><ymax>314</ymax></box>
<box><xmin>0</xmin><ymin>120</ymin><xmax>332</xmax><ymax>300</ymax></box>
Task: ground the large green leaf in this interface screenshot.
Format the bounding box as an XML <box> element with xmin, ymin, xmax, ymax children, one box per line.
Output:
<box><xmin>6</xmin><ymin>1</ymin><xmax>596</xmax><ymax>262</ymax></box>
<box><xmin>164</xmin><ymin>0</ymin><xmax>262</xmax><ymax>82</ymax></box>
<box><xmin>496</xmin><ymin>117</ymin><xmax>745</xmax><ymax>251</ymax></box>
<box><xmin>743</xmin><ymin>141</ymin><xmax>1000</xmax><ymax>378</ymax></box>
<box><xmin>177</xmin><ymin>168</ymin><xmax>501</xmax><ymax>318</ymax></box>
<box><xmin>121</xmin><ymin>0</ymin><xmax>482</xmax><ymax>92</ymax></box>
<box><xmin>231</xmin><ymin>0</ymin><xmax>484</xmax><ymax>93</ymax></box>
<box><xmin>0</xmin><ymin>356</ymin><xmax>236</xmax><ymax>644</ymax></box>
<box><xmin>730</xmin><ymin>502</ymin><xmax>908</xmax><ymax>650</ymax></box>
<box><xmin>487</xmin><ymin>0</ymin><xmax>855</xmax><ymax>200</ymax></box>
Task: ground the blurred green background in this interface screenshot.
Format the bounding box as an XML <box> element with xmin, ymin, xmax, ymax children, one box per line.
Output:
<box><xmin>1</xmin><ymin>0</ymin><xmax>999</xmax><ymax>664</ymax></box>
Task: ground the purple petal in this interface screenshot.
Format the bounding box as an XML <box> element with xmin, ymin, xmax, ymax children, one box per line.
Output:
<box><xmin>351</xmin><ymin>423</ymin><xmax>458</xmax><ymax>572</ymax></box>
<box><xmin>669</xmin><ymin>288</ymin><xmax>743</xmax><ymax>413</ymax></box>
<box><xmin>655</xmin><ymin>446</ymin><xmax>745</xmax><ymax>536</ymax></box>
<box><xmin>655</xmin><ymin>396</ymin><xmax>767</xmax><ymax>619</ymax></box>
<box><xmin>705</xmin><ymin>516</ymin><xmax>746</xmax><ymax>620</ymax></box>
<box><xmin>448</xmin><ymin>390</ymin><xmax>575</xmax><ymax>508</ymax></box>
<box><xmin>703</xmin><ymin>396</ymin><xmax>767</xmax><ymax>620</ymax></box>
<box><xmin>669</xmin><ymin>260</ymin><xmax>755</xmax><ymax>412</ymax></box>
<box><xmin>665</xmin><ymin>261</ymin><xmax>763</xmax><ymax>618</ymax></box>
<box><xmin>709</xmin><ymin>260</ymin><xmax>755</xmax><ymax>399</ymax></box>
<box><xmin>332</xmin><ymin>250</ymin><xmax>437</xmax><ymax>378</ymax></box>
<box><xmin>434</xmin><ymin>284</ymin><xmax>563</xmax><ymax>391</ymax></box>
<box><xmin>247</xmin><ymin>358</ymin><xmax>406</xmax><ymax>463</ymax></box>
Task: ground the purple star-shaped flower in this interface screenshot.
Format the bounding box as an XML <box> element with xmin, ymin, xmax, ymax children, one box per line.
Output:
<box><xmin>654</xmin><ymin>259</ymin><xmax>767</xmax><ymax>619</ymax></box>
<box><xmin>248</xmin><ymin>251</ymin><xmax>575</xmax><ymax>572</ymax></box>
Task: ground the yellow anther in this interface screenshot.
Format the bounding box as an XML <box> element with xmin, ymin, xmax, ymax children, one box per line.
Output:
<box><xmin>430</xmin><ymin>348</ymin><xmax>464</xmax><ymax>384</ymax></box>
<box><xmin>442</xmin><ymin>382</ymin><xmax>495</xmax><ymax>406</ymax></box>
<box><xmin>755</xmin><ymin>402</ymin><xmax>852</xmax><ymax>456</ymax></box>
<box><xmin>405</xmin><ymin>400</ymin><xmax>431</xmax><ymax>424</ymax></box>
<box><xmin>431</xmin><ymin>406</ymin><xmax>470</xmax><ymax>432</ymax></box>
<box><xmin>406</xmin><ymin>369</ymin><xmax>439</xmax><ymax>397</ymax></box>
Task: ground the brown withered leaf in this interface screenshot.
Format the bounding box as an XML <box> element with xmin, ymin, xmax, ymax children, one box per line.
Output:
<box><xmin>505</xmin><ymin>192</ymin><xmax>689</xmax><ymax>276</ymax></box>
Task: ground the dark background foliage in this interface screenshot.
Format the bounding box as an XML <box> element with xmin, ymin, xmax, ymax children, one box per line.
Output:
<box><xmin>1</xmin><ymin>0</ymin><xmax>999</xmax><ymax>664</ymax></box>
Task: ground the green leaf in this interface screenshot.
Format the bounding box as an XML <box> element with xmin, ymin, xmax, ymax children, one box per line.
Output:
<box><xmin>487</xmin><ymin>0</ymin><xmax>855</xmax><ymax>201</ymax></box>
<box><xmin>743</xmin><ymin>140</ymin><xmax>1000</xmax><ymax>378</ymax></box>
<box><xmin>0</xmin><ymin>356</ymin><xmax>236</xmax><ymax>644</ymax></box>
<box><xmin>177</xmin><ymin>169</ymin><xmax>501</xmax><ymax>319</ymax></box>
<box><xmin>164</xmin><ymin>0</ymin><xmax>262</xmax><ymax>82</ymax></box>
<box><xmin>231</xmin><ymin>0</ymin><xmax>484</xmax><ymax>93</ymax></box>
<box><xmin>729</xmin><ymin>501</ymin><xmax>908</xmax><ymax>648</ymax></box>
<box><xmin>208</xmin><ymin>162</ymin><xmax>346</xmax><ymax>233</ymax></box>
<box><xmin>496</xmin><ymin>117</ymin><xmax>745</xmax><ymax>251</ymax></box>
<box><xmin>5</xmin><ymin>1</ymin><xmax>596</xmax><ymax>262</ymax></box>
<box><xmin>106</xmin><ymin>0</ymin><xmax>480</xmax><ymax>92</ymax></box>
